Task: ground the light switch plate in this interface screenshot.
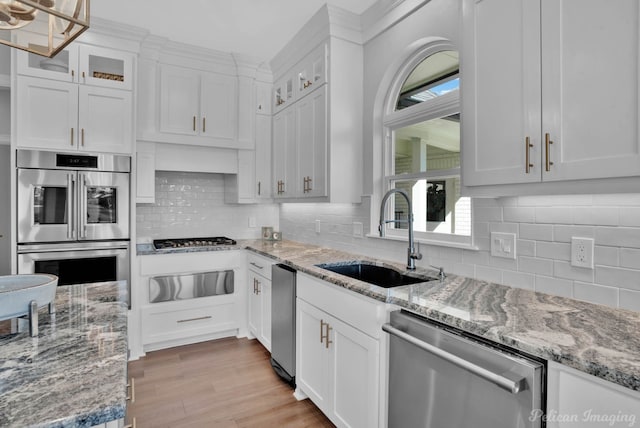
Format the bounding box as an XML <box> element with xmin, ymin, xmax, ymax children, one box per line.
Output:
<box><xmin>353</xmin><ymin>222</ymin><xmax>363</xmax><ymax>238</ymax></box>
<box><xmin>315</xmin><ymin>220</ymin><xmax>321</xmax><ymax>234</ymax></box>
<box><xmin>491</xmin><ymin>232</ymin><xmax>517</xmax><ymax>259</ymax></box>
<box><xmin>248</xmin><ymin>216</ymin><xmax>256</xmax><ymax>228</ymax></box>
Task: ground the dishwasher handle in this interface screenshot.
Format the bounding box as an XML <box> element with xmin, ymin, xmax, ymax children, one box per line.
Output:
<box><xmin>382</xmin><ymin>323</ymin><xmax>527</xmax><ymax>394</ymax></box>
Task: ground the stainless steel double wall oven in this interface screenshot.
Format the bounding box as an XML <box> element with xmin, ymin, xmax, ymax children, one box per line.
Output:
<box><xmin>16</xmin><ymin>149</ymin><xmax>130</xmax><ymax>295</ymax></box>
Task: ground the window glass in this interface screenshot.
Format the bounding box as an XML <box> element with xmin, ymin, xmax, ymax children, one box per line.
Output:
<box><xmin>396</xmin><ymin>50</ymin><xmax>459</xmax><ymax>110</ymax></box>
<box><xmin>393</xmin><ymin>114</ymin><xmax>460</xmax><ymax>174</ymax></box>
<box><xmin>383</xmin><ymin>47</ymin><xmax>471</xmax><ymax>242</ymax></box>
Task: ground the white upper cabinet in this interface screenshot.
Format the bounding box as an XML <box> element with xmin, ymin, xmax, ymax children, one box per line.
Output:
<box><xmin>462</xmin><ymin>0</ymin><xmax>640</xmax><ymax>193</ymax></box>
<box><xmin>159</xmin><ymin>64</ymin><xmax>238</xmax><ymax>141</ymax></box>
<box><xmin>15</xmin><ymin>41</ymin><xmax>135</xmax><ymax>154</ymax></box>
<box><xmin>269</xmin><ymin>6</ymin><xmax>363</xmax><ymax>203</ymax></box>
<box><xmin>17</xmin><ymin>43</ymin><xmax>134</xmax><ymax>91</ymax></box>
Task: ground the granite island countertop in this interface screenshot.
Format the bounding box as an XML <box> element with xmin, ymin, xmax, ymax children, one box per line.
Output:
<box><xmin>243</xmin><ymin>239</ymin><xmax>640</xmax><ymax>392</ymax></box>
<box><xmin>0</xmin><ymin>281</ymin><xmax>128</xmax><ymax>428</ymax></box>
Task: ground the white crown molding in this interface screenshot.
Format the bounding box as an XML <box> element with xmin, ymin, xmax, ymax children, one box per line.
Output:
<box><xmin>78</xmin><ymin>17</ymin><xmax>148</xmax><ymax>52</ymax></box>
<box><xmin>361</xmin><ymin>0</ymin><xmax>431</xmax><ymax>43</ymax></box>
<box><xmin>270</xmin><ymin>4</ymin><xmax>362</xmax><ymax>80</ymax></box>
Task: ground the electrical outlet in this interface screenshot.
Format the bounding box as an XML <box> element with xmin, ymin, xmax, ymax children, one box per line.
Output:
<box><xmin>490</xmin><ymin>232</ymin><xmax>517</xmax><ymax>259</ymax></box>
<box><xmin>315</xmin><ymin>220</ymin><xmax>321</xmax><ymax>234</ymax></box>
<box><xmin>571</xmin><ymin>237</ymin><xmax>594</xmax><ymax>269</ymax></box>
<box><xmin>248</xmin><ymin>216</ymin><xmax>256</xmax><ymax>228</ymax></box>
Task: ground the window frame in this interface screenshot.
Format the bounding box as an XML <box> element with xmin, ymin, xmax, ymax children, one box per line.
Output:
<box><xmin>380</xmin><ymin>41</ymin><xmax>474</xmax><ymax>248</ymax></box>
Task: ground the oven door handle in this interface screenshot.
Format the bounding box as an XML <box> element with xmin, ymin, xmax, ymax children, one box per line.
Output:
<box><xmin>382</xmin><ymin>323</ymin><xmax>526</xmax><ymax>394</ymax></box>
<box><xmin>79</xmin><ymin>174</ymin><xmax>87</xmax><ymax>239</ymax></box>
<box><xmin>67</xmin><ymin>173</ymin><xmax>75</xmax><ymax>239</ymax></box>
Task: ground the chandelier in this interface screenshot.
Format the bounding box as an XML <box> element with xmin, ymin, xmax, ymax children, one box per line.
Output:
<box><xmin>0</xmin><ymin>0</ymin><xmax>89</xmax><ymax>58</ymax></box>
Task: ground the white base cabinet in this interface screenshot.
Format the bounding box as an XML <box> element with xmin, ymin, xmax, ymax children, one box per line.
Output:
<box><xmin>296</xmin><ymin>273</ymin><xmax>385</xmax><ymax>428</ymax></box>
<box><xmin>546</xmin><ymin>361</ymin><xmax>640</xmax><ymax>428</ymax></box>
<box><xmin>247</xmin><ymin>253</ymin><xmax>274</xmax><ymax>351</ymax></box>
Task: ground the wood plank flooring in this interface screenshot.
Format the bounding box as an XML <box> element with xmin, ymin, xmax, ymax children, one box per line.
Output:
<box><xmin>126</xmin><ymin>337</ymin><xmax>335</xmax><ymax>428</ymax></box>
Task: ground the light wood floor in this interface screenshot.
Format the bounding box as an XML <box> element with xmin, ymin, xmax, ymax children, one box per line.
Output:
<box><xmin>126</xmin><ymin>337</ymin><xmax>335</xmax><ymax>428</ymax></box>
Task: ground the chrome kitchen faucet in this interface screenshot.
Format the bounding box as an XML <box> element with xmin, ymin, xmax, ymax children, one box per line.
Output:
<box><xmin>379</xmin><ymin>188</ymin><xmax>422</xmax><ymax>270</ymax></box>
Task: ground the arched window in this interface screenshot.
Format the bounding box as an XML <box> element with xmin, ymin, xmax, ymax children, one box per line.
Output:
<box><xmin>381</xmin><ymin>43</ymin><xmax>471</xmax><ymax>245</ymax></box>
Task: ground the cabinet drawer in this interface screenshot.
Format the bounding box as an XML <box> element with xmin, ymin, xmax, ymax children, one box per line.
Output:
<box><xmin>247</xmin><ymin>253</ymin><xmax>274</xmax><ymax>279</ymax></box>
<box><xmin>297</xmin><ymin>273</ymin><xmax>386</xmax><ymax>339</ymax></box>
<box><xmin>141</xmin><ymin>297</ymin><xmax>236</xmax><ymax>345</ymax></box>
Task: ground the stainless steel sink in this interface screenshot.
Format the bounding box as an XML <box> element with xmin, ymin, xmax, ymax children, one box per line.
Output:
<box><xmin>316</xmin><ymin>261</ymin><xmax>435</xmax><ymax>288</ymax></box>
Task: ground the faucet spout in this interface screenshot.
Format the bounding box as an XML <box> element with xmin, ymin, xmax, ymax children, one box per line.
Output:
<box><xmin>379</xmin><ymin>188</ymin><xmax>422</xmax><ymax>270</ymax></box>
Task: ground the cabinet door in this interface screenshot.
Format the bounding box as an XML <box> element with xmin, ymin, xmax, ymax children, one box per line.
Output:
<box><xmin>296</xmin><ymin>86</ymin><xmax>327</xmax><ymax>197</ymax></box>
<box><xmin>78</xmin><ymin>45</ymin><xmax>135</xmax><ymax>91</ymax></box>
<box><xmin>159</xmin><ymin>65</ymin><xmax>200</xmax><ymax>136</ymax></box>
<box><xmin>461</xmin><ymin>0</ymin><xmax>542</xmax><ymax>186</ymax></box>
<box><xmin>16</xmin><ymin>76</ymin><xmax>78</xmax><ymax>150</ymax></box>
<box><xmin>330</xmin><ymin>316</ymin><xmax>379</xmax><ymax>428</ymax></box>
<box><xmin>273</xmin><ymin>107</ymin><xmax>297</xmax><ymax>198</ymax></box>
<box><xmin>255</xmin><ymin>115</ymin><xmax>272</xmax><ymax>199</ymax></box>
<box><xmin>296</xmin><ymin>43</ymin><xmax>327</xmax><ymax>100</ymax></box>
<box><xmin>255</xmin><ymin>80</ymin><xmax>272</xmax><ymax>115</ymax></box>
<box><xmin>274</xmin><ymin>74</ymin><xmax>295</xmax><ymax>113</ymax></box>
<box><xmin>297</xmin><ymin>300</ymin><xmax>330</xmax><ymax>413</ymax></box>
<box><xmin>200</xmin><ymin>73</ymin><xmax>237</xmax><ymax>140</ymax></box>
<box><xmin>259</xmin><ymin>279</ymin><xmax>272</xmax><ymax>351</ymax></box>
<box><xmin>78</xmin><ymin>86</ymin><xmax>133</xmax><ymax>154</ymax></box>
<box><xmin>541</xmin><ymin>0</ymin><xmax>640</xmax><ymax>181</ymax></box>
<box><xmin>15</xmin><ymin>42</ymin><xmax>78</xmax><ymax>82</ymax></box>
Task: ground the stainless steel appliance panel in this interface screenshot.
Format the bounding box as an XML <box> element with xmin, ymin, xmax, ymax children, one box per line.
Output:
<box><xmin>79</xmin><ymin>171</ymin><xmax>129</xmax><ymax>241</ymax></box>
<box><xmin>385</xmin><ymin>310</ymin><xmax>544</xmax><ymax>428</ymax></box>
<box><xmin>149</xmin><ymin>270</ymin><xmax>234</xmax><ymax>303</ymax></box>
<box><xmin>271</xmin><ymin>264</ymin><xmax>296</xmax><ymax>384</ymax></box>
<box><xmin>17</xmin><ymin>241</ymin><xmax>130</xmax><ymax>285</ymax></box>
<box><xmin>16</xmin><ymin>149</ymin><xmax>131</xmax><ymax>172</ymax></box>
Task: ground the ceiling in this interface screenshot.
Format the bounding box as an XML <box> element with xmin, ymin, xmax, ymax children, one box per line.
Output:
<box><xmin>92</xmin><ymin>0</ymin><xmax>379</xmax><ymax>62</ymax></box>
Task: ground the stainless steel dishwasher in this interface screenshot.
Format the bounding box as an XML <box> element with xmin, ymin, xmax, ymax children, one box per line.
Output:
<box><xmin>271</xmin><ymin>264</ymin><xmax>296</xmax><ymax>386</ymax></box>
<box><xmin>383</xmin><ymin>310</ymin><xmax>546</xmax><ymax>428</ymax></box>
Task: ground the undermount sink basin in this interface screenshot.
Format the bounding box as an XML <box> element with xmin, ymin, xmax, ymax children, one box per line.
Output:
<box><xmin>0</xmin><ymin>274</ymin><xmax>58</xmax><ymax>321</ymax></box>
<box><xmin>316</xmin><ymin>262</ymin><xmax>435</xmax><ymax>288</ymax></box>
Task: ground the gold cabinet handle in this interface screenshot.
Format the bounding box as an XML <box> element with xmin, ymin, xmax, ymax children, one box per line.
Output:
<box><xmin>307</xmin><ymin>176</ymin><xmax>312</xmax><ymax>192</ymax></box>
<box><xmin>82</xmin><ymin>71</ymin><xmax>85</xmax><ymax>79</ymax></box>
<box><xmin>257</xmin><ymin>181</ymin><xmax>261</xmax><ymax>196</ymax></box>
<box><xmin>202</xmin><ymin>117</ymin><xmax>206</xmax><ymax>133</ymax></box>
<box><xmin>545</xmin><ymin>133</ymin><xmax>554</xmax><ymax>172</ymax></box>
<box><xmin>320</xmin><ymin>319</ymin><xmax>325</xmax><ymax>343</ymax></box>
<box><xmin>126</xmin><ymin>378</ymin><xmax>135</xmax><ymax>403</ymax></box>
<box><xmin>525</xmin><ymin>136</ymin><xmax>533</xmax><ymax>173</ymax></box>
<box><xmin>256</xmin><ymin>279</ymin><xmax>261</xmax><ymax>295</ymax></box>
<box><xmin>124</xmin><ymin>417</ymin><xmax>137</xmax><ymax>428</ymax></box>
<box><xmin>193</xmin><ymin>116</ymin><xmax>196</xmax><ymax>132</ymax></box>
<box><xmin>324</xmin><ymin>323</ymin><xmax>332</xmax><ymax>349</ymax></box>
<box><xmin>71</xmin><ymin>69</ymin><xmax>75</xmax><ymax>79</ymax></box>
<box><xmin>70</xmin><ymin>128</ymin><xmax>74</xmax><ymax>146</ymax></box>
<box><xmin>81</xmin><ymin>128</ymin><xmax>85</xmax><ymax>147</ymax></box>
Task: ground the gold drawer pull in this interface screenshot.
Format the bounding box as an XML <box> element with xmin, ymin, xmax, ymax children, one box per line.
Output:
<box><xmin>81</xmin><ymin>128</ymin><xmax>85</xmax><ymax>147</ymax></box>
<box><xmin>193</xmin><ymin>116</ymin><xmax>196</xmax><ymax>131</ymax></box>
<box><xmin>70</xmin><ymin>128</ymin><xmax>74</xmax><ymax>146</ymax></box>
<box><xmin>177</xmin><ymin>316</ymin><xmax>212</xmax><ymax>323</ymax></box>
<box><xmin>126</xmin><ymin>378</ymin><xmax>135</xmax><ymax>403</ymax></box>
<box><xmin>545</xmin><ymin>133</ymin><xmax>554</xmax><ymax>172</ymax></box>
<box><xmin>202</xmin><ymin>117</ymin><xmax>206</xmax><ymax>133</ymax></box>
<box><xmin>525</xmin><ymin>136</ymin><xmax>533</xmax><ymax>173</ymax></box>
<box><xmin>325</xmin><ymin>324</ymin><xmax>332</xmax><ymax>349</ymax></box>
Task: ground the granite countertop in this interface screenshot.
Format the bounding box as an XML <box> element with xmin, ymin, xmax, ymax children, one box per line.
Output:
<box><xmin>0</xmin><ymin>281</ymin><xmax>129</xmax><ymax>428</ymax></box>
<box><xmin>243</xmin><ymin>239</ymin><xmax>640</xmax><ymax>393</ymax></box>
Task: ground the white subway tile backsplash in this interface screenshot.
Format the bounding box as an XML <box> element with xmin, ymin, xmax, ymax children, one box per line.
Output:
<box><xmin>552</xmin><ymin>225</ymin><xmax>595</xmax><ymax>243</ymax></box>
<box><xmin>573</xmin><ymin>282</ymin><xmax>618</xmax><ymax>307</ymax></box>
<box><xmin>534</xmin><ymin>276</ymin><xmax>573</xmax><ymax>298</ymax></box>
<box><xmin>279</xmin><ymin>193</ymin><xmax>640</xmax><ymax>313</ymax></box>
<box><xmin>520</xmin><ymin>223</ymin><xmax>554</xmax><ymax>241</ymax></box>
<box><xmin>595</xmin><ymin>266</ymin><xmax>640</xmax><ymax>291</ymax></box>
<box><xmin>519</xmin><ymin>256</ymin><xmax>554</xmax><ymax>276</ymax></box>
<box><xmin>620</xmin><ymin>248</ymin><xmax>640</xmax><ymax>269</ymax></box>
<box><xmin>536</xmin><ymin>242</ymin><xmax>571</xmax><ymax>261</ymax></box>
<box><xmin>535</xmin><ymin>207</ymin><xmax>574</xmax><ymax>224</ymax></box>
<box><xmin>554</xmin><ymin>261</ymin><xmax>594</xmax><ymax>283</ymax></box>
<box><xmin>502</xmin><ymin>270</ymin><xmax>535</xmax><ymax>290</ymax></box>
<box><xmin>620</xmin><ymin>207</ymin><xmax>640</xmax><ymax>227</ymax></box>
<box><xmin>619</xmin><ymin>289</ymin><xmax>640</xmax><ymax>312</ymax></box>
<box><xmin>595</xmin><ymin>227</ymin><xmax>640</xmax><ymax>249</ymax></box>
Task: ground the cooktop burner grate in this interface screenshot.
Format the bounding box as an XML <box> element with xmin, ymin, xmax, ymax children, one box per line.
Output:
<box><xmin>153</xmin><ymin>236</ymin><xmax>237</xmax><ymax>249</ymax></box>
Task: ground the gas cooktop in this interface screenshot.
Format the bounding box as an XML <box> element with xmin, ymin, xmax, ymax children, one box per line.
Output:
<box><xmin>153</xmin><ymin>237</ymin><xmax>237</xmax><ymax>250</ymax></box>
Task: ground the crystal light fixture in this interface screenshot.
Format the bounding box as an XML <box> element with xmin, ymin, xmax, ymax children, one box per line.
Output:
<box><xmin>0</xmin><ymin>0</ymin><xmax>89</xmax><ymax>58</ymax></box>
